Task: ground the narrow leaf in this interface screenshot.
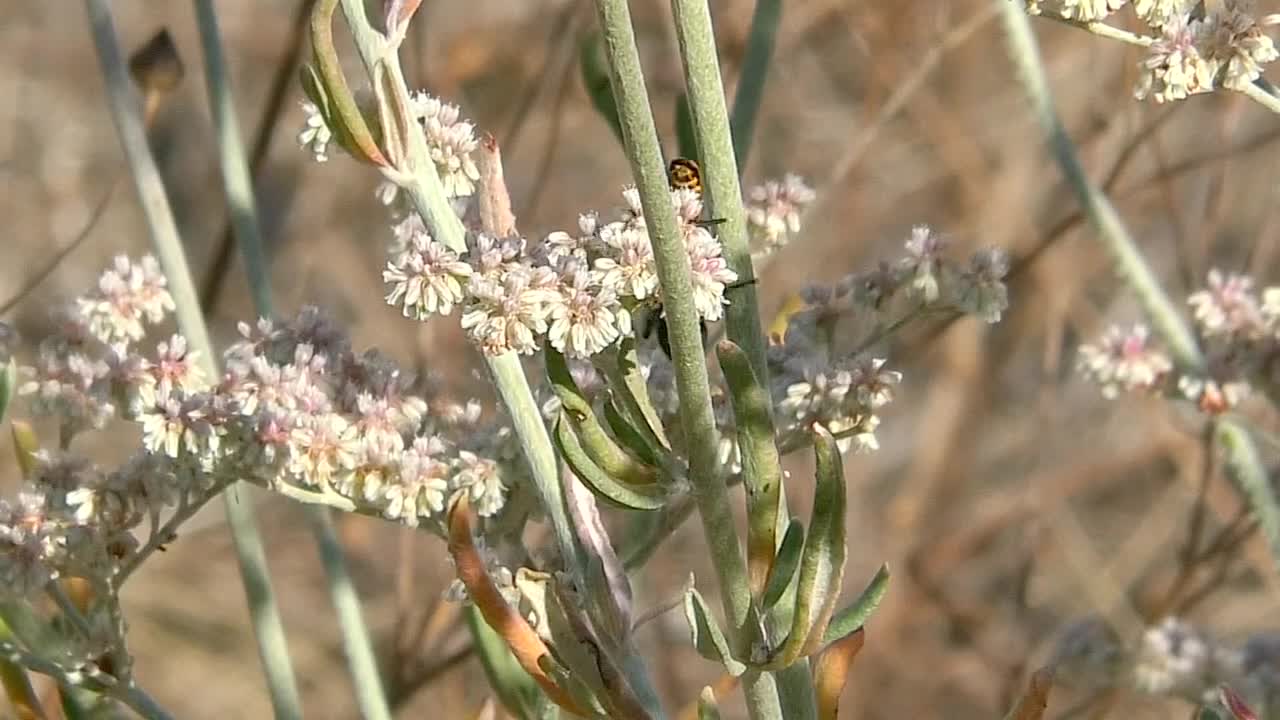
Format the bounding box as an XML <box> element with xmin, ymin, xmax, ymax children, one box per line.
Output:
<box><xmin>307</xmin><ymin>0</ymin><xmax>387</xmax><ymax>165</ymax></box>
<box><xmin>0</xmin><ymin>358</ymin><xmax>17</xmax><ymax>426</ymax></box>
<box><xmin>729</xmin><ymin>0</ymin><xmax>781</xmax><ymax>170</ymax></box>
<box><xmin>10</xmin><ymin>421</ymin><xmax>40</xmax><ymax>479</ymax></box>
<box><xmin>1002</xmin><ymin>667</ymin><xmax>1054</xmax><ymax>720</ymax></box>
<box><xmin>675</xmin><ymin>93</ymin><xmax>697</xmax><ymax>161</ymax></box>
<box><xmin>447</xmin><ymin>496</ymin><xmax>589</xmax><ymax>716</ymax></box>
<box><xmin>822</xmin><ymin>564</ymin><xmax>890</xmax><ymax>645</ymax></box>
<box><xmin>466</xmin><ymin>605</ymin><xmax>544</xmax><ymax>720</ymax></box>
<box><xmin>579</xmin><ymin>31</ymin><xmax>624</xmax><ymax>146</ymax></box>
<box><xmin>0</xmin><ymin>617</ymin><xmax>46</xmax><ymax>720</ymax></box>
<box><xmin>717</xmin><ymin>340</ymin><xmax>784</xmax><ymax>599</ymax></box>
<box><xmin>553</xmin><ymin>413</ymin><xmax>667</xmax><ymax>511</ymax></box>
<box><xmin>765</xmin><ymin>425</ymin><xmax>848</xmax><ymax>668</ymax></box>
<box><xmin>547</xmin><ymin>348</ymin><xmax>660</xmax><ymax>487</ymax></box>
<box><xmin>697</xmin><ymin>686</ymin><xmax>721</xmax><ymax>720</ymax></box>
<box><xmin>761</xmin><ymin>518</ymin><xmax>803</xmax><ymax>610</ymax></box>
<box><xmin>602</xmin><ymin>397</ymin><xmax>664</xmax><ymax>469</ymax></box>
<box><xmin>683</xmin><ymin>583</ymin><xmax>746</xmax><ymax>677</ymax></box>
<box><xmin>814</xmin><ymin>627</ymin><xmax>864</xmax><ymax>720</ymax></box>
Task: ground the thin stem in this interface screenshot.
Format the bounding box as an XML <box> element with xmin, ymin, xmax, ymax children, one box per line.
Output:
<box><xmin>670</xmin><ymin>3</ymin><xmax>813</xmax><ymax>713</ymax></box>
<box><xmin>592</xmin><ymin>1</ymin><xmax>782</xmax><ymax>718</ymax></box>
<box><xmin>728</xmin><ymin>0</ymin><xmax>780</xmax><ymax>173</ymax></box>
<box><xmin>192</xmin><ymin>3</ymin><xmax>391</xmax><ymax>716</ymax></box>
<box><xmin>1000</xmin><ymin>2</ymin><xmax>1204</xmax><ymax>370</ymax></box>
<box><xmin>83</xmin><ymin>1</ymin><xmax>302</xmax><ymax>716</ymax></box>
<box><xmin>1003</xmin><ymin>1</ymin><xmax>1280</xmax><ymax>576</ymax></box>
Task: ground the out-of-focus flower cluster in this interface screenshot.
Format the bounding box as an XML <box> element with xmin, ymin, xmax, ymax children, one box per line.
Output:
<box><xmin>1078</xmin><ymin>269</ymin><xmax>1280</xmax><ymax>413</ymax></box>
<box><xmin>2</xmin><ymin>256</ymin><xmax>530</xmax><ymax>605</ymax></box>
<box><xmin>1053</xmin><ymin>615</ymin><xmax>1280</xmax><ymax>714</ymax></box>
<box><xmin>745</xmin><ymin>174</ymin><xmax>816</xmax><ymax>259</ymax></box>
<box><xmin>1021</xmin><ymin>0</ymin><xmax>1279</xmax><ymax>102</ymax></box>
<box><xmin>630</xmin><ymin>226</ymin><xmax>1007</xmax><ymax>466</ymax></box>
<box><xmin>384</xmin><ymin>185</ymin><xmax>736</xmax><ymax>359</ymax></box>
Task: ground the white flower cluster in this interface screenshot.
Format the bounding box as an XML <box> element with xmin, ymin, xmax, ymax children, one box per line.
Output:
<box><xmin>383</xmin><ymin>186</ymin><xmax>737</xmax><ymax>359</ymax></box>
<box><xmin>3</xmin><ymin>259</ymin><xmax>531</xmax><ymax>606</ymax></box>
<box><xmin>1023</xmin><ymin>0</ymin><xmax>1279</xmax><ymax>102</ymax></box>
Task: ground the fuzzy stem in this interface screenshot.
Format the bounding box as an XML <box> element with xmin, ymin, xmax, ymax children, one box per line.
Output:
<box><xmin>83</xmin><ymin>1</ymin><xmax>302</xmax><ymax>716</ymax></box>
<box><xmin>670</xmin><ymin>2</ymin><xmax>812</xmax><ymax>713</ymax></box>
<box><xmin>1001</xmin><ymin>2</ymin><xmax>1280</xmax><ymax>574</ymax></box>
<box><xmin>192</xmin><ymin>3</ymin><xmax>391</xmax><ymax>717</ymax></box>
<box><xmin>592</xmin><ymin>1</ymin><xmax>783</xmax><ymax>717</ymax></box>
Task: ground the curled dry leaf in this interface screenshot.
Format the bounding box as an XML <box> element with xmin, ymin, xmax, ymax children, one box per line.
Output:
<box><xmin>446</xmin><ymin>495</ymin><xmax>588</xmax><ymax>716</ymax></box>
<box><xmin>814</xmin><ymin>627</ymin><xmax>865</xmax><ymax>720</ymax></box>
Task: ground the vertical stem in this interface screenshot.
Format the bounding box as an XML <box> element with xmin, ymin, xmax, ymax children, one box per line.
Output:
<box><xmin>192</xmin><ymin>2</ymin><xmax>390</xmax><ymax>717</ymax></box>
<box><xmin>728</xmin><ymin>0</ymin><xmax>781</xmax><ymax>174</ymax></box>
<box><xmin>669</xmin><ymin>3</ymin><xmax>812</xmax><ymax>714</ymax></box>
<box><xmin>83</xmin><ymin>1</ymin><xmax>302</xmax><ymax>716</ymax></box>
<box><xmin>591</xmin><ymin>1</ymin><xmax>783</xmax><ymax>717</ymax></box>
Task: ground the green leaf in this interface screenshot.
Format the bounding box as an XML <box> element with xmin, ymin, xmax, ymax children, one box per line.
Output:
<box><xmin>601</xmin><ymin>397</ymin><xmax>664</xmax><ymax>470</ymax></box>
<box><xmin>763</xmin><ymin>425</ymin><xmax>847</xmax><ymax>668</ymax></box>
<box><xmin>553</xmin><ymin>413</ymin><xmax>667</xmax><ymax>511</ymax></box>
<box><xmin>822</xmin><ymin>564</ymin><xmax>890</xmax><ymax>646</ymax></box>
<box><xmin>729</xmin><ymin>0</ymin><xmax>781</xmax><ymax>171</ymax></box>
<box><xmin>697</xmin><ymin>687</ymin><xmax>721</xmax><ymax>720</ymax></box>
<box><xmin>761</xmin><ymin>518</ymin><xmax>804</xmax><ymax>610</ymax></box>
<box><xmin>466</xmin><ymin>605</ymin><xmax>545</xmax><ymax>720</ymax></box>
<box><xmin>682</xmin><ymin>583</ymin><xmax>746</xmax><ymax>677</ymax></box>
<box><xmin>717</xmin><ymin>340</ymin><xmax>784</xmax><ymax>599</ymax></box>
<box><xmin>10</xmin><ymin>421</ymin><xmax>39</xmax><ymax>479</ymax></box>
<box><xmin>546</xmin><ymin>349</ymin><xmax>660</xmax><ymax>487</ymax></box>
<box><xmin>579</xmin><ymin>31</ymin><xmax>624</xmax><ymax>146</ymax></box>
<box><xmin>0</xmin><ymin>359</ymin><xmax>17</xmax><ymax>426</ymax></box>
<box><xmin>675</xmin><ymin>93</ymin><xmax>697</xmax><ymax>161</ymax></box>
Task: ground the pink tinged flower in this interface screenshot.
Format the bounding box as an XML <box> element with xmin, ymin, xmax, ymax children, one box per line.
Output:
<box><xmin>354</xmin><ymin>392</ymin><xmax>407</xmax><ymax>465</ymax></box>
<box><xmin>1136</xmin><ymin>15</ymin><xmax>1218</xmax><ymax>102</ymax></box>
<box><xmin>1077</xmin><ymin>324</ymin><xmax>1174</xmax><ymax>398</ymax></box>
<box><xmin>410</xmin><ymin>92</ymin><xmax>480</xmax><ymax>199</ymax></box>
<box><xmin>1205</xmin><ymin>7</ymin><xmax>1279</xmax><ymax>92</ymax></box>
<box><xmin>148</xmin><ymin>334</ymin><xmax>206</xmax><ymax>397</ymax></box>
<box><xmin>684</xmin><ymin>228</ymin><xmax>737</xmax><ymax>322</ymax></box>
<box><xmin>957</xmin><ymin>248</ymin><xmax>1011</xmax><ymax>323</ymax></box>
<box><xmin>385</xmin><ymin>435</ymin><xmax>450</xmax><ymax>523</ymax></box>
<box><xmin>77</xmin><ymin>255</ymin><xmax>174</xmax><ymax>346</ymax></box>
<box><xmin>1056</xmin><ymin>0</ymin><xmax>1126</xmax><ymax>21</ymax></box>
<box><xmin>851</xmin><ymin>357</ymin><xmax>902</xmax><ymax>409</ymax></box>
<box><xmin>901</xmin><ymin>225</ymin><xmax>946</xmax><ymax>302</ymax></box>
<box><xmin>746</xmin><ymin>174</ymin><xmax>814</xmax><ymax>253</ymax></box>
<box><xmin>596</xmin><ymin>224</ymin><xmax>659</xmax><ymax>301</ymax></box>
<box><xmin>461</xmin><ymin>272</ymin><xmax>554</xmax><ymax>356</ymax></box>
<box><xmin>1188</xmin><ymin>269</ymin><xmax>1263</xmax><ymax>337</ymax></box>
<box><xmin>547</xmin><ymin>269</ymin><xmax>628</xmax><ymax>358</ymax></box>
<box><xmin>384</xmin><ymin>230</ymin><xmax>473</xmax><ymax>319</ymax></box>
<box><xmin>287</xmin><ymin>413</ymin><xmax>359</xmax><ymax>489</ymax></box>
<box><xmin>453</xmin><ymin>450</ymin><xmax>505</xmax><ymax>517</ymax></box>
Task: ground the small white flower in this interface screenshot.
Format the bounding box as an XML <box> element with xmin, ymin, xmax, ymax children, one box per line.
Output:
<box><xmin>298</xmin><ymin>101</ymin><xmax>333</xmax><ymax>163</ymax></box>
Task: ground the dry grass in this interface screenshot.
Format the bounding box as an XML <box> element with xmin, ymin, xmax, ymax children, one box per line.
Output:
<box><xmin>3</xmin><ymin>1</ymin><xmax>1280</xmax><ymax>717</ymax></box>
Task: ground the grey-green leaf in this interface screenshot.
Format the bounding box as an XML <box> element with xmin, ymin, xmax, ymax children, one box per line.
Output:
<box><xmin>822</xmin><ymin>563</ymin><xmax>890</xmax><ymax>646</ymax></box>
<box><xmin>683</xmin><ymin>583</ymin><xmax>746</xmax><ymax>677</ymax></box>
<box><xmin>553</xmin><ymin>413</ymin><xmax>667</xmax><ymax>511</ymax></box>
<box><xmin>579</xmin><ymin>31</ymin><xmax>624</xmax><ymax>146</ymax></box>
<box><xmin>761</xmin><ymin>518</ymin><xmax>804</xmax><ymax>610</ymax></box>
<box><xmin>764</xmin><ymin>424</ymin><xmax>847</xmax><ymax>668</ymax></box>
<box><xmin>0</xmin><ymin>359</ymin><xmax>16</xmax><ymax>426</ymax></box>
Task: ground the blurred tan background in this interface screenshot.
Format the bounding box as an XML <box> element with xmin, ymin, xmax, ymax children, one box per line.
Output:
<box><xmin>4</xmin><ymin>0</ymin><xmax>1280</xmax><ymax>717</ymax></box>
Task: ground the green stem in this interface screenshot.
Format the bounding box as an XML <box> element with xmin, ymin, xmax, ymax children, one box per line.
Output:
<box><xmin>670</xmin><ymin>3</ymin><xmax>809</xmax><ymax>714</ymax></box>
<box><xmin>193</xmin><ymin>2</ymin><xmax>391</xmax><ymax>717</ymax></box>
<box><xmin>728</xmin><ymin>0</ymin><xmax>780</xmax><ymax>172</ymax></box>
<box><xmin>83</xmin><ymin>0</ymin><xmax>302</xmax><ymax>715</ymax></box>
<box><xmin>1002</xmin><ymin>2</ymin><xmax>1280</xmax><ymax>576</ymax></box>
<box><xmin>592</xmin><ymin>1</ymin><xmax>782</xmax><ymax>717</ymax></box>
